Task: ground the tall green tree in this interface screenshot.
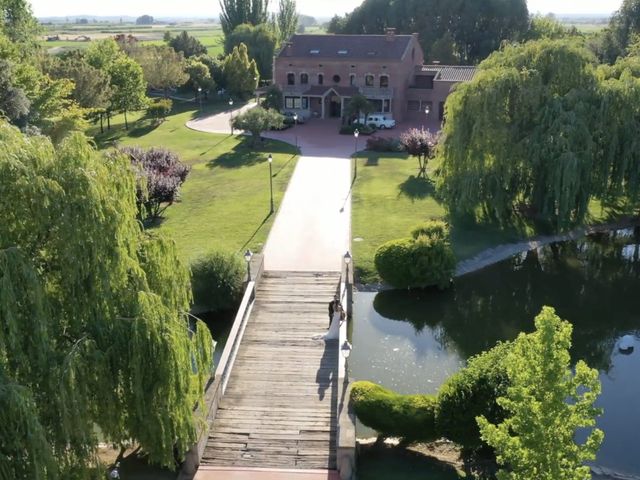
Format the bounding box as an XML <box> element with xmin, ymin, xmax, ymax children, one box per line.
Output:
<box><xmin>602</xmin><ymin>0</ymin><xmax>640</xmax><ymax>62</ymax></box>
<box><xmin>477</xmin><ymin>307</ymin><xmax>604</xmax><ymax>480</ymax></box>
<box><xmin>277</xmin><ymin>0</ymin><xmax>298</xmax><ymax>43</ymax></box>
<box><xmin>222</xmin><ymin>42</ymin><xmax>259</xmax><ymax>99</ymax></box>
<box><xmin>332</xmin><ymin>0</ymin><xmax>529</xmax><ymax>64</ymax></box>
<box><xmin>133</xmin><ymin>45</ymin><xmax>190</xmax><ymax>96</ymax></box>
<box><xmin>219</xmin><ymin>0</ymin><xmax>270</xmax><ymax>36</ymax></box>
<box><xmin>109</xmin><ymin>56</ymin><xmax>148</xmax><ymax>129</ymax></box>
<box><xmin>0</xmin><ymin>122</ymin><xmax>215</xmax><ymax>479</ymax></box>
<box><xmin>186</xmin><ymin>57</ymin><xmax>214</xmax><ymax>91</ymax></box>
<box><xmin>169</xmin><ymin>31</ymin><xmax>207</xmax><ymax>58</ymax></box>
<box><xmin>438</xmin><ymin>40</ymin><xmax>601</xmax><ymax>229</ymax></box>
<box><xmin>224</xmin><ymin>23</ymin><xmax>276</xmax><ymax>78</ymax></box>
<box><xmin>345</xmin><ymin>93</ymin><xmax>374</xmax><ymax>123</ymax></box>
<box><xmin>0</xmin><ymin>58</ymin><xmax>29</xmax><ymax>122</ymax></box>
<box><xmin>48</xmin><ymin>54</ymin><xmax>112</xmax><ymax>110</ymax></box>
<box><xmin>0</xmin><ymin>0</ymin><xmax>39</xmax><ymax>45</ymax></box>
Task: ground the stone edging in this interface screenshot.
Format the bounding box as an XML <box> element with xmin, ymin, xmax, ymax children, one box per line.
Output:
<box><xmin>455</xmin><ymin>220</ymin><xmax>640</xmax><ymax>278</ymax></box>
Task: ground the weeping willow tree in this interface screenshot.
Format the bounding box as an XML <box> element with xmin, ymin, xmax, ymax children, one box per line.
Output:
<box><xmin>0</xmin><ymin>121</ymin><xmax>214</xmax><ymax>479</ymax></box>
<box><xmin>438</xmin><ymin>40</ymin><xmax>602</xmax><ymax>230</ymax></box>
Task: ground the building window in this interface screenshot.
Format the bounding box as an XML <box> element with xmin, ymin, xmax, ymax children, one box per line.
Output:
<box><xmin>383</xmin><ymin>99</ymin><xmax>391</xmax><ymax>112</ymax></box>
<box><xmin>300</xmin><ymin>73</ymin><xmax>309</xmax><ymax>84</ymax></box>
<box><xmin>415</xmin><ymin>75</ymin><xmax>434</xmax><ymax>89</ymax></box>
<box><xmin>380</xmin><ymin>75</ymin><xmax>389</xmax><ymax>88</ymax></box>
<box><xmin>350</xmin><ymin>74</ymin><xmax>356</xmax><ymax>86</ymax></box>
<box><xmin>365</xmin><ymin>74</ymin><xmax>374</xmax><ymax>87</ymax></box>
<box><xmin>285</xmin><ymin>96</ymin><xmax>303</xmax><ymax>109</ymax></box>
<box><xmin>302</xmin><ymin>97</ymin><xmax>309</xmax><ymax>109</ymax></box>
<box><xmin>333</xmin><ymin>74</ymin><xmax>341</xmax><ymax>83</ymax></box>
<box><xmin>287</xmin><ymin>73</ymin><xmax>295</xmax><ymax>85</ymax></box>
<box><xmin>318</xmin><ymin>73</ymin><xmax>324</xmax><ymax>85</ymax></box>
<box><xmin>407</xmin><ymin>100</ymin><xmax>420</xmax><ymax>111</ymax></box>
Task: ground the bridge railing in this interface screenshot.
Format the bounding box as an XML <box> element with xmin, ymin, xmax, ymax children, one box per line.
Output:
<box><xmin>179</xmin><ymin>254</ymin><xmax>264</xmax><ymax>479</ymax></box>
<box><xmin>337</xmin><ymin>255</ymin><xmax>357</xmax><ymax>480</ymax></box>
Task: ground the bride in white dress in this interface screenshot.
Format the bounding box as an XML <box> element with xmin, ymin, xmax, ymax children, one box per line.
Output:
<box><xmin>323</xmin><ymin>305</ymin><xmax>343</xmax><ymax>340</ymax></box>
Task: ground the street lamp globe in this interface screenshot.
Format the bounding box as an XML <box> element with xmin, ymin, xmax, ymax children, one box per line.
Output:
<box><xmin>268</xmin><ymin>154</ymin><xmax>273</xmax><ymax>163</ymax></box>
<box><xmin>425</xmin><ymin>105</ymin><xmax>430</xmax><ymax>116</ymax></box>
<box><xmin>244</xmin><ymin>250</ymin><xmax>253</xmax><ymax>263</ymax></box>
<box><xmin>344</xmin><ymin>251</ymin><xmax>352</xmax><ymax>264</ymax></box>
<box><xmin>293</xmin><ymin>113</ymin><xmax>298</xmax><ymax>122</ymax></box>
<box><xmin>198</xmin><ymin>87</ymin><xmax>202</xmax><ymax>93</ymax></box>
<box><xmin>229</xmin><ymin>98</ymin><xmax>234</xmax><ymax>107</ymax></box>
<box><xmin>353</xmin><ymin>129</ymin><xmax>359</xmax><ymax>139</ymax></box>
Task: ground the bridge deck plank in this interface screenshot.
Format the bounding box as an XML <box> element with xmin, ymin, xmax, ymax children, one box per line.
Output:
<box><xmin>201</xmin><ymin>272</ymin><xmax>340</xmax><ymax>470</ymax></box>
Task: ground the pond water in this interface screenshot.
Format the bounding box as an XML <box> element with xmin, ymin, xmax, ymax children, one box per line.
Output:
<box><xmin>350</xmin><ymin>228</ymin><xmax>640</xmax><ymax>478</ymax></box>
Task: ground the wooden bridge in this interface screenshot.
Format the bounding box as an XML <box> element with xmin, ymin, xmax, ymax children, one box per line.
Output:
<box><xmin>181</xmin><ymin>259</ymin><xmax>355</xmax><ymax>480</ymax></box>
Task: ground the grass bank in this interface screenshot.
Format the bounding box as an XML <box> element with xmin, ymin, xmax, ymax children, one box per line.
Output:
<box><xmin>351</xmin><ymin>152</ymin><xmax>532</xmax><ymax>284</ymax></box>
<box><xmin>94</xmin><ymin>101</ymin><xmax>298</xmax><ymax>263</ymax></box>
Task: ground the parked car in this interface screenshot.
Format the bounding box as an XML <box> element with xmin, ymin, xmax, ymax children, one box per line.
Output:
<box><xmin>283</xmin><ymin>111</ymin><xmax>306</xmax><ymax>124</ymax></box>
<box><xmin>358</xmin><ymin>115</ymin><xmax>396</xmax><ymax>129</ymax></box>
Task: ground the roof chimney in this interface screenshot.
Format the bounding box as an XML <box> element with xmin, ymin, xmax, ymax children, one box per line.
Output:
<box><xmin>385</xmin><ymin>28</ymin><xmax>396</xmax><ymax>42</ymax></box>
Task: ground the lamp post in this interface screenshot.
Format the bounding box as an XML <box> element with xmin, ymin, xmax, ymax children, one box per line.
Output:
<box><xmin>353</xmin><ymin>129</ymin><xmax>360</xmax><ymax>179</ymax></box>
<box><xmin>244</xmin><ymin>249</ymin><xmax>253</xmax><ymax>282</ymax></box>
<box><xmin>293</xmin><ymin>113</ymin><xmax>298</xmax><ymax>148</ymax></box>
<box><xmin>268</xmin><ymin>154</ymin><xmax>274</xmax><ymax>214</ymax></box>
<box><xmin>229</xmin><ymin>98</ymin><xmax>234</xmax><ymax>135</ymax></box>
<box><xmin>197</xmin><ymin>86</ymin><xmax>202</xmax><ymax>110</ymax></box>
<box><xmin>344</xmin><ymin>251</ymin><xmax>352</xmax><ymax>278</ymax></box>
<box><xmin>109</xmin><ymin>463</ymin><xmax>120</xmax><ymax>479</ymax></box>
<box><xmin>424</xmin><ymin>104</ymin><xmax>430</xmax><ymax>132</ymax></box>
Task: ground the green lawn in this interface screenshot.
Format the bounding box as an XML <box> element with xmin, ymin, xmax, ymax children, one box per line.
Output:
<box><xmin>351</xmin><ymin>152</ymin><xmax>535</xmax><ymax>284</ymax></box>
<box><xmin>94</xmin><ymin>101</ymin><xmax>298</xmax><ymax>264</ymax></box>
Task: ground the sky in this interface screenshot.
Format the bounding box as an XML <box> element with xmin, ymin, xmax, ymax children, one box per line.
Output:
<box><xmin>29</xmin><ymin>0</ymin><xmax>624</xmax><ymax>19</ymax></box>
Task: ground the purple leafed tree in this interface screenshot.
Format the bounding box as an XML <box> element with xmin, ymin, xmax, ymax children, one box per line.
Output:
<box><xmin>400</xmin><ymin>128</ymin><xmax>440</xmax><ymax>178</ymax></box>
<box><xmin>119</xmin><ymin>146</ymin><xmax>190</xmax><ymax>221</ymax></box>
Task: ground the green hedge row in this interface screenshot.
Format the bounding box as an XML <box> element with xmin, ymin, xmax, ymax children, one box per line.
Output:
<box><xmin>351</xmin><ymin>341</ymin><xmax>511</xmax><ymax>449</ymax></box>
<box><xmin>374</xmin><ymin>220</ymin><xmax>456</xmax><ymax>289</ymax></box>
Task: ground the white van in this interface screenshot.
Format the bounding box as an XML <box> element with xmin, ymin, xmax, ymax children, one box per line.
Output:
<box><xmin>358</xmin><ymin>115</ymin><xmax>396</xmax><ymax>129</ymax></box>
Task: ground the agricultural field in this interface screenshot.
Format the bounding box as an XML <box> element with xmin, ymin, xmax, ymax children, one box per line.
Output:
<box><xmin>39</xmin><ymin>23</ymin><xmax>224</xmax><ymax>56</ymax></box>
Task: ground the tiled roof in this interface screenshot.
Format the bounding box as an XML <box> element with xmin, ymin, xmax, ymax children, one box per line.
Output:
<box><xmin>279</xmin><ymin>34</ymin><xmax>413</xmax><ymax>60</ymax></box>
<box><xmin>416</xmin><ymin>65</ymin><xmax>477</xmax><ymax>82</ymax></box>
<box><xmin>438</xmin><ymin>66</ymin><xmax>477</xmax><ymax>82</ymax></box>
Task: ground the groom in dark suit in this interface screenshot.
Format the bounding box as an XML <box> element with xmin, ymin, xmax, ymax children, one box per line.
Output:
<box><xmin>328</xmin><ymin>295</ymin><xmax>341</xmax><ymax>328</ymax></box>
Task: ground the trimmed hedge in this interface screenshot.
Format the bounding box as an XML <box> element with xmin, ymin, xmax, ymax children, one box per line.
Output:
<box><xmin>374</xmin><ymin>220</ymin><xmax>455</xmax><ymax>289</ymax></box>
<box><xmin>436</xmin><ymin>341</ymin><xmax>511</xmax><ymax>449</ymax></box>
<box><xmin>190</xmin><ymin>251</ymin><xmax>245</xmax><ymax>313</ymax></box>
<box><xmin>340</xmin><ymin>123</ymin><xmax>375</xmax><ymax>135</ymax></box>
<box><xmin>366</xmin><ymin>135</ymin><xmax>404</xmax><ymax>152</ymax></box>
<box><xmin>351</xmin><ymin>381</ymin><xmax>438</xmax><ymax>443</ymax></box>
<box><xmin>352</xmin><ymin>341</ymin><xmax>513</xmax><ymax>449</ymax></box>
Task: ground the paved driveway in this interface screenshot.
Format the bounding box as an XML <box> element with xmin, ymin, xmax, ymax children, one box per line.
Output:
<box><xmin>186</xmin><ymin>110</ymin><xmax>430</xmax><ymax>272</ymax></box>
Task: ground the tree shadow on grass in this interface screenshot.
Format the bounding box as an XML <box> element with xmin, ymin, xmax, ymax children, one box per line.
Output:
<box><xmin>208</xmin><ymin>139</ymin><xmax>267</xmax><ymax>169</ymax></box>
<box><xmin>94</xmin><ymin>119</ymin><xmax>160</xmax><ymax>149</ymax></box>
<box><xmin>398</xmin><ymin>175</ymin><xmax>436</xmax><ymax>201</ymax></box>
<box><xmin>239</xmin><ymin>211</ymin><xmax>273</xmax><ymax>252</ymax></box>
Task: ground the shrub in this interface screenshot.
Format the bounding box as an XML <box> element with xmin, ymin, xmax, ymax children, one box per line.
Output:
<box><xmin>147</xmin><ymin>98</ymin><xmax>173</xmax><ymax>123</ymax></box>
<box><xmin>366</xmin><ymin>135</ymin><xmax>404</xmax><ymax>152</ymax></box>
<box><xmin>190</xmin><ymin>251</ymin><xmax>245</xmax><ymax>313</ymax></box>
<box><xmin>351</xmin><ymin>381</ymin><xmax>438</xmax><ymax>443</ymax></box>
<box><xmin>339</xmin><ymin>123</ymin><xmax>375</xmax><ymax>135</ymax></box>
<box><xmin>410</xmin><ymin>220</ymin><xmax>449</xmax><ymax>240</ymax></box>
<box><xmin>374</xmin><ymin>221</ymin><xmax>455</xmax><ymax>289</ymax></box>
<box><xmin>436</xmin><ymin>341</ymin><xmax>512</xmax><ymax>450</ymax></box>
<box><xmin>118</xmin><ymin>146</ymin><xmax>190</xmax><ymax>222</ymax></box>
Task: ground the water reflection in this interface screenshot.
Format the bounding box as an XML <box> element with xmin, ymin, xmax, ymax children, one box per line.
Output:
<box><xmin>352</xmin><ymin>229</ymin><xmax>640</xmax><ymax>476</ymax></box>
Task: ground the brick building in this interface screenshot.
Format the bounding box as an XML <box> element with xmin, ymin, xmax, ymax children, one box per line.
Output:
<box><xmin>273</xmin><ymin>29</ymin><xmax>476</xmax><ymax>123</ymax></box>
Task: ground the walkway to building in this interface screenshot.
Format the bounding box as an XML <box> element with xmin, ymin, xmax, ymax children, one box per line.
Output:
<box><xmin>190</xmin><ymin>108</ymin><xmax>356</xmax><ymax>479</ymax></box>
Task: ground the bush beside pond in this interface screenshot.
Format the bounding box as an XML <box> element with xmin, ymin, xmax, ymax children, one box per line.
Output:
<box><xmin>374</xmin><ymin>220</ymin><xmax>456</xmax><ymax>289</ymax></box>
<box><xmin>352</xmin><ymin>341</ymin><xmax>511</xmax><ymax>450</ymax></box>
<box><xmin>190</xmin><ymin>250</ymin><xmax>245</xmax><ymax>313</ymax></box>
<box><xmin>351</xmin><ymin>381</ymin><xmax>438</xmax><ymax>443</ymax></box>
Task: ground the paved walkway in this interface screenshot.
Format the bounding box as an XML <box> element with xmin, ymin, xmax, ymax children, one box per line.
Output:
<box><xmin>195</xmin><ymin>467</ymin><xmax>340</xmax><ymax>480</ymax></box>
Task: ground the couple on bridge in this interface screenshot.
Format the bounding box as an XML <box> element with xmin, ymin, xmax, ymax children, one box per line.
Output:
<box><xmin>325</xmin><ymin>295</ymin><xmax>344</xmax><ymax>341</ymax></box>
